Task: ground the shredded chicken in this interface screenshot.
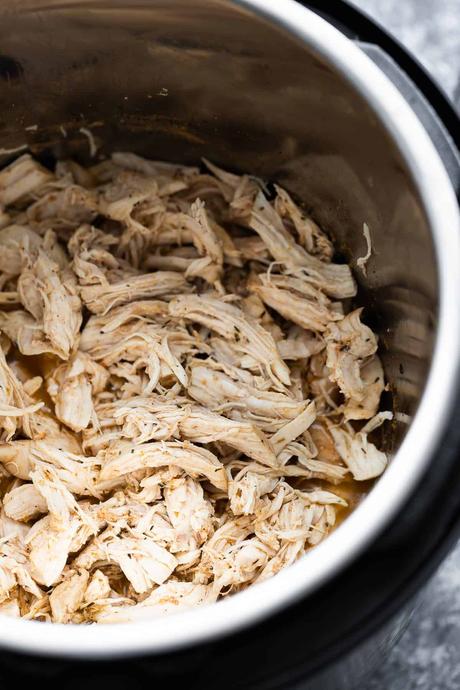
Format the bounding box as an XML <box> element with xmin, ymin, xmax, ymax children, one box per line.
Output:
<box><xmin>0</xmin><ymin>152</ymin><xmax>391</xmax><ymax>623</ymax></box>
<box><xmin>356</xmin><ymin>223</ymin><xmax>372</xmax><ymax>276</ymax></box>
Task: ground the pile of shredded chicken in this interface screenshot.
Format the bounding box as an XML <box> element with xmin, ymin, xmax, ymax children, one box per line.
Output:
<box><xmin>0</xmin><ymin>151</ymin><xmax>390</xmax><ymax>624</ymax></box>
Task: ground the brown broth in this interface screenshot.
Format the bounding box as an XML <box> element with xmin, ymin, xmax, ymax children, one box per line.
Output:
<box><xmin>334</xmin><ymin>478</ymin><xmax>374</xmax><ymax>528</ymax></box>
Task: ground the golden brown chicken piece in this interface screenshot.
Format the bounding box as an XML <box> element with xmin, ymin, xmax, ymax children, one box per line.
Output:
<box><xmin>0</xmin><ymin>154</ymin><xmax>53</xmax><ymax>207</ymax></box>
<box><xmin>80</xmin><ymin>271</ymin><xmax>189</xmax><ymax>315</ymax></box>
<box><xmin>169</xmin><ymin>294</ymin><xmax>290</xmax><ymax>387</ymax></box>
<box><xmin>46</xmin><ymin>352</ymin><xmax>109</xmax><ymax>432</ymax></box>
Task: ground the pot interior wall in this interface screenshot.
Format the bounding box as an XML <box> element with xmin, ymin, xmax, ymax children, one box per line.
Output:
<box><xmin>0</xmin><ymin>0</ymin><xmax>439</xmax><ymax>449</ymax></box>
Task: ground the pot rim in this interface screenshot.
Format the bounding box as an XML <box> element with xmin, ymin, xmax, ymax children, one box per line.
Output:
<box><xmin>1</xmin><ymin>0</ymin><xmax>460</xmax><ymax>659</ymax></box>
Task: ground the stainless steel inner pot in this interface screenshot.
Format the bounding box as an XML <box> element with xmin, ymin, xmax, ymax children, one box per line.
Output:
<box><xmin>0</xmin><ymin>0</ymin><xmax>459</xmax><ymax>659</ymax></box>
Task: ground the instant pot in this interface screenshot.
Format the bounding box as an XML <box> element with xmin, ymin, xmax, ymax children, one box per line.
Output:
<box><xmin>0</xmin><ymin>0</ymin><xmax>459</xmax><ymax>687</ymax></box>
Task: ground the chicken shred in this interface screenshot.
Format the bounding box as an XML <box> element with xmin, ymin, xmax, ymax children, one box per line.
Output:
<box><xmin>0</xmin><ymin>152</ymin><xmax>391</xmax><ymax>623</ymax></box>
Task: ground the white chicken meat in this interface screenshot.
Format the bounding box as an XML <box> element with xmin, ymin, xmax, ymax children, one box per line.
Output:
<box><xmin>0</xmin><ymin>151</ymin><xmax>391</xmax><ymax>623</ymax></box>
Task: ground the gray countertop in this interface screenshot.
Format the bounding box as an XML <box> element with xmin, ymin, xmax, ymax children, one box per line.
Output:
<box><xmin>350</xmin><ymin>1</ymin><xmax>460</xmax><ymax>689</ymax></box>
<box><xmin>353</xmin><ymin>0</ymin><xmax>460</xmax><ymax>104</ymax></box>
